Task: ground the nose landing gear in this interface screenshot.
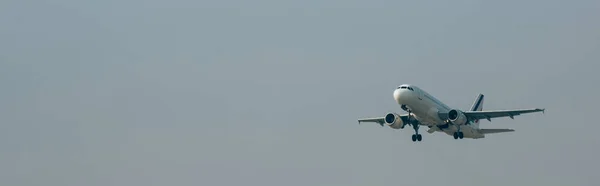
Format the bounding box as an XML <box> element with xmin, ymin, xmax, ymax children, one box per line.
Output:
<box><xmin>401</xmin><ymin>105</ymin><xmax>410</xmax><ymax>112</ymax></box>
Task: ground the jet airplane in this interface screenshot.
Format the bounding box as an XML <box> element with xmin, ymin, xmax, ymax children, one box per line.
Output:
<box><xmin>358</xmin><ymin>84</ymin><xmax>545</xmax><ymax>142</ymax></box>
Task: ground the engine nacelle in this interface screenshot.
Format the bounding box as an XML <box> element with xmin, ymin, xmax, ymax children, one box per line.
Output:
<box><xmin>384</xmin><ymin>113</ymin><xmax>405</xmax><ymax>129</ymax></box>
<box><xmin>448</xmin><ymin>109</ymin><xmax>468</xmax><ymax>125</ymax></box>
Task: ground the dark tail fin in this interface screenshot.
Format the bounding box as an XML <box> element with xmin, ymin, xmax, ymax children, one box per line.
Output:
<box><xmin>470</xmin><ymin>94</ymin><xmax>484</xmax><ymax>111</ymax></box>
<box><xmin>470</xmin><ymin>94</ymin><xmax>484</xmax><ymax>126</ymax></box>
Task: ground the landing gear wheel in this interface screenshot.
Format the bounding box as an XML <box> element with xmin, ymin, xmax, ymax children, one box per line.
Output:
<box><xmin>453</xmin><ymin>132</ymin><xmax>464</xmax><ymax>139</ymax></box>
<box><xmin>411</xmin><ymin>134</ymin><xmax>417</xmax><ymax>142</ymax></box>
<box><xmin>417</xmin><ymin>134</ymin><xmax>422</xmax><ymax>141</ymax></box>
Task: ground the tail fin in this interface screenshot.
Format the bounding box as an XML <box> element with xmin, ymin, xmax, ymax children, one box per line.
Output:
<box><xmin>469</xmin><ymin>94</ymin><xmax>484</xmax><ymax>126</ymax></box>
<box><xmin>470</xmin><ymin>94</ymin><xmax>484</xmax><ymax>111</ymax></box>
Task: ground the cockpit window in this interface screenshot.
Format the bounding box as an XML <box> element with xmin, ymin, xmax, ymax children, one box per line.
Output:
<box><xmin>397</xmin><ymin>86</ymin><xmax>414</xmax><ymax>91</ymax></box>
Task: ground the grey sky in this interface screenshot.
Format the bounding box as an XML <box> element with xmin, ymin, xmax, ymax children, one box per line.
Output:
<box><xmin>1</xmin><ymin>0</ymin><xmax>599</xmax><ymax>185</ymax></box>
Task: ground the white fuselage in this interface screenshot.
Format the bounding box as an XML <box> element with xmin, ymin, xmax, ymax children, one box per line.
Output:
<box><xmin>393</xmin><ymin>85</ymin><xmax>485</xmax><ymax>139</ymax></box>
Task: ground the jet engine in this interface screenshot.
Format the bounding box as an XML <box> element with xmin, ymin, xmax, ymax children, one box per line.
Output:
<box><xmin>448</xmin><ymin>109</ymin><xmax>468</xmax><ymax>125</ymax></box>
<box><xmin>384</xmin><ymin>113</ymin><xmax>405</xmax><ymax>129</ymax></box>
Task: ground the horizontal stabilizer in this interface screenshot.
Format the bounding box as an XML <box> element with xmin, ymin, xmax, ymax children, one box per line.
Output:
<box><xmin>479</xmin><ymin>129</ymin><xmax>515</xmax><ymax>134</ymax></box>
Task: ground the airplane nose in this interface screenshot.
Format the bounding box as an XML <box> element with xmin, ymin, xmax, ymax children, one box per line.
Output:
<box><xmin>394</xmin><ymin>89</ymin><xmax>412</xmax><ymax>105</ymax></box>
<box><xmin>393</xmin><ymin>89</ymin><xmax>402</xmax><ymax>104</ymax></box>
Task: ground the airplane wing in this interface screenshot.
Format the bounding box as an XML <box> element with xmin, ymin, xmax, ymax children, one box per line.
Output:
<box><xmin>358</xmin><ymin>114</ymin><xmax>410</xmax><ymax>126</ymax></box>
<box><xmin>479</xmin><ymin>129</ymin><xmax>515</xmax><ymax>134</ymax></box>
<box><xmin>358</xmin><ymin>117</ymin><xmax>386</xmax><ymax>126</ymax></box>
<box><xmin>464</xmin><ymin>108</ymin><xmax>545</xmax><ymax>121</ymax></box>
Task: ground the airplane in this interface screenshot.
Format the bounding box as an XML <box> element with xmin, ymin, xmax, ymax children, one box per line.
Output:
<box><xmin>358</xmin><ymin>84</ymin><xmax>545</xmax><ymax>142</ymax></box>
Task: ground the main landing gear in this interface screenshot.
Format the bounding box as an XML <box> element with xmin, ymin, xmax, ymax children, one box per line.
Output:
<box><xmin>412</xmin><ymin>133</ymin><xmax>422</xmax><ymax>142</ymax></box>
<box><xmin>408</xmin><ymin>111</ymin><xmax>422</xmax><ymax>142</ymax></box>
<box><xmin>453</xmin><ymin>126</ymin><xmax>464</xmax><ymax>139</ymax></box>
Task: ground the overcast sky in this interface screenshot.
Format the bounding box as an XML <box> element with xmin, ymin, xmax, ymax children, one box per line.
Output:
<box><xmin>1</xmin><ymin>0</ymin><xmax>599</xmax><ymax>186</ymax></box>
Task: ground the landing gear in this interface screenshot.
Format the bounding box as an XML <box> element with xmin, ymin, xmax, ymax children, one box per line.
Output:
<box><xmin>408</xmin><ymin>111</ymin><xmax>422</xmax><ymax>142</ymax></box>
<box><xmin>453</xmin><ymin>126</ymin><xmax>464</xmax><ymax>139</ymax></box>
<box><xmin>452</xmin><ymin>132</ymin><xmax>463</xmax><ymax>139</ymax></box>
<box><xmin>401</xmin><ymin>105</ymin><xmax>410</xmax><ymax>112</ymax></box>
<box><xmin>411</xmin><ymin>134</ymin><xmax>422</xmax><ymax>141</ymax></box>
